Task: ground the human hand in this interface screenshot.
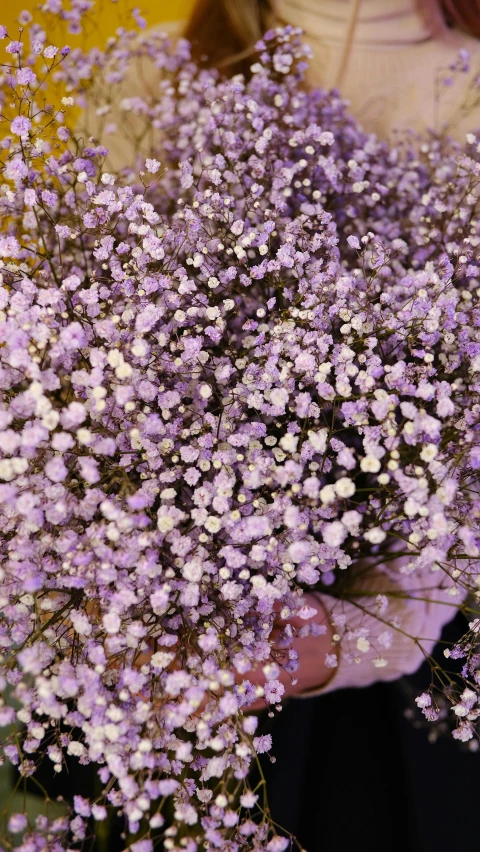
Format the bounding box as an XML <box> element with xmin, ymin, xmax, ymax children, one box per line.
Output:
<box><xmin>240</xmin><ymin>592</ymin><xmax>335</xmax><ymax>711</ymax></box>
<box><xmin>133</xmin><ymin>592</ymin><xmax>334</xmax><ymax>713</ymax></box>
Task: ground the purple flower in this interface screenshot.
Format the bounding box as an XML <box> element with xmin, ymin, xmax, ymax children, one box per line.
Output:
<box><xmin>45</xmin><ymin>457</ymin><xmax>68</xmax><ymax>482</ymax></box>
<box><xmin>145</xmin><ymin>158</ymin><xmax>161</xmax><ymax>173</ymax></box>
<box><xmin>131</xmin><ymin>842</ymin><xmax>153</xmax><ymax>852</ymax></box>
<box><xmin>16</xmin><ymin>67</ymin><xmax>36</xmax><ymax>85</ymax></box>
<box><xmin>253</xmin><ymin>735</ymin><xmax>272</xmax><ymax>754</ymax></box>
<box><xmin>59</xmin><ymin>322</ymin><xmax>87</xmax><ymax>350</ymax></box>
<box><xmin>6</xmin><ymin>40</ymin><xmax>23</xmax><ymax>53</ymax></box>
<box><xmin>264</xmin><ymin>680</ymin><xmax>285</xmax><ymax>704</ymax></box>
<box><xmin>73</xmin><ymin>796</ymin><xmax>91</xmax><ymax>817</ymax></box>
<box><xmin>347</xmin><ymin>235</ymin><xmax>360</xmax><ymax>250</ymax></box>
<box><xmin>8</xmin><ymin>813</ymin><xmax>28</xmax><ymax>833</ymax></box>
<box><xmin>10</xmin><ymin>115</ymin><xmax>31</xmax><ymax>136</ymax></box>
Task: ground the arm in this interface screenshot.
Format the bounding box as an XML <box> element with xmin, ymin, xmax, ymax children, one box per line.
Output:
<box><xmin>240</xmin><ymin>548</ymin><xmax>462</xmax><ymax>708</ymax></box>
<box><xmin>297</xmin><ymin>550</ymin><xmax>461</xmax><ymax>697</ymax></box>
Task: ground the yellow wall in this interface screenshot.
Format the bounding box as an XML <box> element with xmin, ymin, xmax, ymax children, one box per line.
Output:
<box><xmin>2</xmin><ymin>1</ymin><xmax>194</xmax><ymax>47</ymax></box>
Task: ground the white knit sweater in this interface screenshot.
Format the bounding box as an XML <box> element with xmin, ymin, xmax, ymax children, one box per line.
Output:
<box><xmin>273</xmin><ymin>0</ymin><xmax>480</xmax><ymax>140</ymax></box>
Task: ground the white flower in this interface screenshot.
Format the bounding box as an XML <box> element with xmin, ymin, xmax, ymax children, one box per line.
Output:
<box><xmin>103</xmin><ymin>612</ymin><xmax>121</xmax><ymax>634</ymax></box>
<box><xmin>115</xmin><ymin>360</ymin><xmax>132</xmax><ymax>380</ymax></box>
<box><xmin>130</xmin><ymin>429</ymin><xmax>142</xmax><ymax>450</ymax></box>
<box><xmin>373</xmin><ymin>657</ymin><xmax>388</xmax><ymax>668</ymax></box>
<box><xmin>404</xmin><ymin>497</ymin><xmax>419</xmax><ymax>518</ymax></box>
<box><xmin>150</xmin><ymin>651</ymin><xmax>175</xmax><ymax>671</ymax></box>
<box><xmin>270</xmin><ymin>387</ymin><xmax>289</xmax><ymax>407</ymax></box>
<box><xmin>288</xmin><ymin>540</ymin><xmax>311</xmax><ymax>563</ymax></box>
<box><xmin>131</xmin><ymin>339</ymin><xmax>148</xmax><ymax>357</ymax></box>
<box><xmin>240</xmin><ymin>791</ymin><xmax>258</xmax><ymax>808</ymax></box>
<box><xmin>334</xmin><ymin>477</ymin><xmax>356</xmax><ymax>498</ymax></box>
<box><xmin>221</xmin><ymin>581</ymin><xmax>243</xmax><ymax>600</ymax></box>
<box><xmin>199</xmin><ymin>384</ymin><xmax>212</xmax><ymax>399</ymax></box>
<box><xmin>341</xmin><ymin>509</ymin><xmax>362</xmax><ymax>533</ymax></box>
<box><xmin>279</xmin><ymin>433</ymin><xmax>298</xmax><ymax>453</ymax></box>
<box><xmin>356</xmin><ymin>637</ymin><xmax>370</xmax><ymax>653</ymax></box>
<box><xmin>157</xmin><ymin>515</ymin><xmax>175</xmax><ymax>533</ymax></box>
<box><xmin>104</xmin><ymin>723</ymin><xmax>120</xmax><ymax>741</ymax></box>
<box><xmin>205</xmin><ymin>306</ymin><xmax>220</xmax><ymax>320</ymax></box>
<box><xmin>470</xmin><ymin>354</ymin><xmax>480</xmax><ymax>372</ymax></box>
<box><xmin>420</xmin><ymin>443</ymin><xmax>438</xmax><ymax>462</ymax></box>
<box><xmin>107</xmin><ymin>349</ymin><xmax>122</xmax><ymax>367</ymax></box>
<box><xmin>364</xmin><ymin>527</ymin><xmax>386</xmax><ymax>544</ymax></box>
<box><xmin>230</xmin><ymin>219</ymin><xmax>244</xmax><ymax>236</ymax></box>
<box><xmin>360</xmin><ymin>455</ymin><xmax>381</xmax><ymax>473</ymax></box>
<box><xmin>308</xmin><ymin>428</ymin><xmax>328</xmax><ymax>453</ymax></box>
<box><xmin>76</xmin><ymin>428</ymin><xmax>92</xmax><ymax>446</ymax></box>
<box><xmin>319</xmin><ymin>484</ymin><xmax>336</xmax><ymax>505</ymax></box>
<box><xmin>182</xmin><ymin>560</ymin><xmax>203</xmax><ymax>582</ymax></box>
<box><xmin>204</xmin><ymin>515</ymin><xmax>221</xmax><ymax>533</ymax></box>
<box><xmin>11</xmin><ymin>458</ymin><xmax>28</xmax><ymax>475</ymax></box>
<box><xmin>101</xmin><ymin>172</ymin><xmax>115</xmax><ymax>185</ymax></box>
<box><xmin>159</xmin><ymin>438</ymin><xmax>174</xmax><ymax>454</ymax></box>
<box><xmin>0</xmin><ymin>460</ymin><xmax>14</xmax><ymax>481</ymax></box>
<box><xmin>375</xmin><ymin>595</ymin><xmax>389</xmax><ymax>615</ymax></box>
<box><xmin>70</xmin><ymin>610</ymin><xmax>92</xmax><ymax>636</ymax></box>
<box><xmin>28</xmin><ymin>380</ymin><xmax>43</xmax><ymax>398</ymax></box>
<box><xmin>67</xmin><ymin>741</ymin><xmax>86</xmax><ymax>756</ymax></box>
<box><xmin>30</xmin><ymin>724</ymin><xmax>45</xmax><ymax>740</ymax></box>
<box><xmin>322</xmin><ymin>521</ymin><xmax>347</xmax><ymax>547</ymax></box>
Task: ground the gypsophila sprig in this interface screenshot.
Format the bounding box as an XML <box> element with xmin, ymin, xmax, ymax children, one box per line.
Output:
<box><xmin>1</xmin><ymin>4</ymin><xmax>480</xmax><ymax>849</ymax></box>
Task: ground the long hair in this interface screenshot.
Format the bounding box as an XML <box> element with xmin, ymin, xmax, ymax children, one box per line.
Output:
<box><xmin>183</xmin><ymin>0</ymin><xmax>480</xmax><ymax>79</ymax></box>
<box><xmin>441</xmin><ymin>0</ymin><xmax>480</xmax><ymax>36</ymax></box>
<box><xmin>183</xmin><ymin>0</ymin><xmax>271</xmax><ymax>77</ymax></box>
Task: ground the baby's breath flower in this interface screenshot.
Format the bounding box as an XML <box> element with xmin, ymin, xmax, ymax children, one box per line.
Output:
<box><xmin>0</xmin><ymin>14</ymin><xmax>479</xmax><ymax>850</ymax></box>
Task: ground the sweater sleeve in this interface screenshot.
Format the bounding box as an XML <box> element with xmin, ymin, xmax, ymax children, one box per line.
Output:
<box><xmin>297</xmin><ymin>550</ymin><xmax>462</xmax><ymax>697</ymax></box>
<box><xmin>77</xmin><ymin>20</ymin><xmax>184</xmax><ymax>173</ymax></box>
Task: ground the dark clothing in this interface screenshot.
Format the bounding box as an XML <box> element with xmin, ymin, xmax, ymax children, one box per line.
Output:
<box><xmin>258</xmin><ymin>611</ymin><xmax>478</xmax><ymax>852</ymax></box>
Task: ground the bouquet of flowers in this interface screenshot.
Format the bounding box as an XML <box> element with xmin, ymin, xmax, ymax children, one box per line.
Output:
<box><xmin>1</xmin><ymin>4</ymin><xmax>480</xmax><ymax>849</ymax></box>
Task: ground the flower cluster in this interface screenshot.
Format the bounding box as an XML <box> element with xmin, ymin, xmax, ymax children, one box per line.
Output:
<box><xmin>1</xmin><ymin>5</ymin><xmax>480</xmax><ymax>849</ymax></box>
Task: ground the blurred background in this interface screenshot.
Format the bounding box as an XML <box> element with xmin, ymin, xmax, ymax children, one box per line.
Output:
<box><xmin>2</xmin><ymin>0</ymin><xmax>194</xmax><ymax>43</ymax></box>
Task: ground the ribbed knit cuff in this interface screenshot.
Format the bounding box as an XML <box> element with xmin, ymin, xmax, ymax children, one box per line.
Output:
<box><xmin>295</xmin><ymin>565</ymin><xmax>460</xmax><ymax>698</ymax></box>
